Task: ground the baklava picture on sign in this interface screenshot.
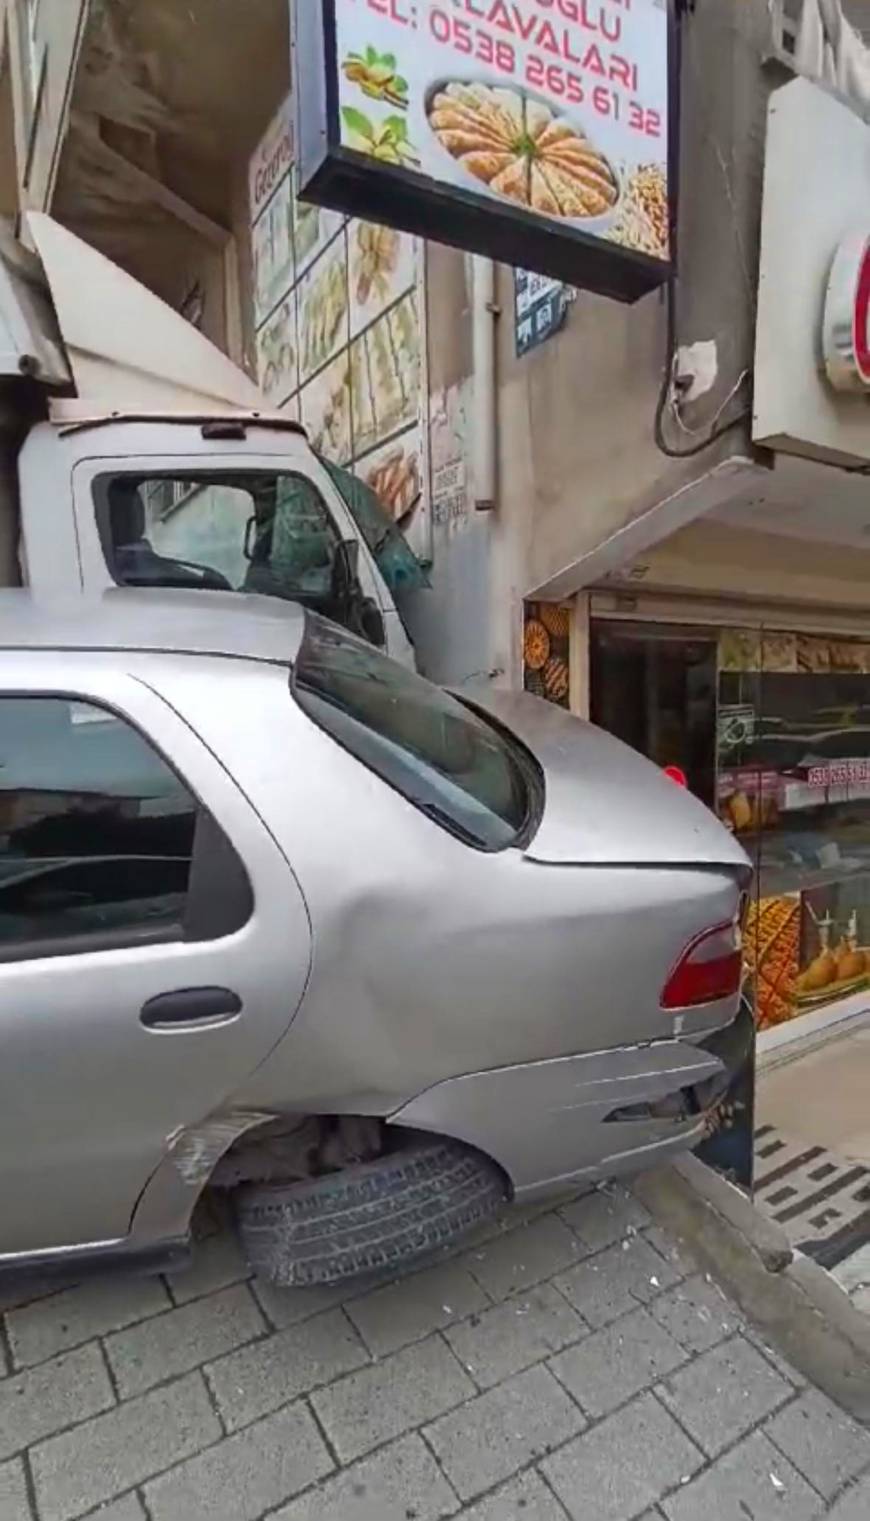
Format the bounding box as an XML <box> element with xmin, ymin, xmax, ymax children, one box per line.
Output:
<box><xmin>427</xmin><ymin>82</ymin><xmax>619</xmax><ymax>223</ymax></box>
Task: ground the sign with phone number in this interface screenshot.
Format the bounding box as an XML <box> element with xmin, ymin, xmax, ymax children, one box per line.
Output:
<box><xmin>297</xmin><ymin>0</ymin><xmax>673</xmax><ymax>302</ymax></box>
<box><xmin>807</xmin><ymin>760</ymin><xmax>870</xmax><ymax>789</ymax></box>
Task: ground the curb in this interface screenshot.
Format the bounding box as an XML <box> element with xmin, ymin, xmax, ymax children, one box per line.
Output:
<box><xmin>634</xmin><ymin>1154</ymin><xmax>870</xmax><ymax>1425</ymax></box>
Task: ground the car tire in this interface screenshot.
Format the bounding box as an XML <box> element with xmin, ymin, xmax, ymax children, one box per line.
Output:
<box><xmin>235</xmin><ymin>1135</ymin><xmax>508</xmax><ymax>1287</ymax></box>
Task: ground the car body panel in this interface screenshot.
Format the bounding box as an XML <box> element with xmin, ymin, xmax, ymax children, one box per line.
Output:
<box><xmin>154</xmin><ymin>659</ymin><xmax>746</xmax><ymax>1111</ymax></box>
<box><xmin>0</xmin><ymin>648</ymin><xmax>311</xmax><ymax>1256</ymax></box>
<box><xmin>392</xmin><ymin>1001</ymin><xmax>754</xmax><ymax>1197</ymax></box>
<box><xmin>464</xmin><ymin>686</ymin><xmax>750</xmax><ymax>870</ymax></box>
<box><xmin>0</xmin><ymin>590</ymin><xmax>750</xmax><ymax>1266</ymax></box>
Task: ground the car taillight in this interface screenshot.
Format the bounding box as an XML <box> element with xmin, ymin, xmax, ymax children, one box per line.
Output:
<box><xmin>661</xmin><ymin>920</ymin><xmax>743</xmax><ymax>1011</ymax></box>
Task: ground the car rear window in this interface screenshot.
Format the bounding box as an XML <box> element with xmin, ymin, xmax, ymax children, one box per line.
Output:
<box><xmin>293</xmin><ymin>614</ymin><xmax>536</xmax><ymax>851</ymax></box>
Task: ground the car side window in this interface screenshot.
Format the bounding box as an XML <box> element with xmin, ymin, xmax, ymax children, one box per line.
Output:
<box><xmin>0</xmin><ymin>696</ymin><xmax>251</xmax><ymax>957</ymax></box>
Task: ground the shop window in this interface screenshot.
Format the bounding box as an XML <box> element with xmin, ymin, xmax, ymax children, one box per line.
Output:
<box><xmin>523</xmin><ymin>602</ymin><xmax>572</xmax><ymax>710</ymax></box>
<box><xmin>717</xmin><ymin>629</ymin><xmax>870</xmax><ymax>1032</ymax></box>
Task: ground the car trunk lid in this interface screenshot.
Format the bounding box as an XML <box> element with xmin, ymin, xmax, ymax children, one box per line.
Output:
<box><xmin>463</xmin><ymin>687</ymin><xmax>750</xmax><ymax>872</ymax></box>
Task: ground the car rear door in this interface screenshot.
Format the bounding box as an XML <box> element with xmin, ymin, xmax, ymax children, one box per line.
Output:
<box><xmin>0</xmin><ymin>650</ymin><xmax>311</xmax><ymax>1258</ymax></box>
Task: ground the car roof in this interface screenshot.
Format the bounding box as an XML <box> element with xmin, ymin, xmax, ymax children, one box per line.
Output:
<box><xmin>0</xmin><ymin>588</ymin><xmax>306</xmax><ymax>664</ymax></box>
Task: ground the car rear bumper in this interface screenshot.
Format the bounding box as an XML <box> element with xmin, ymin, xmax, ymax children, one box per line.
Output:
<box><xmin>389</xmin><ymin>999</ymin><xmax>754</xmax><ymax>1200</ymax></box>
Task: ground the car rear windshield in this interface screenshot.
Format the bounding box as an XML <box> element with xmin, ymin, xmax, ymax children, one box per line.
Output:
<box><xmin>293</xmin><ymin>614</ymin><xmax>535</xmax><ymax>851</ymax></box>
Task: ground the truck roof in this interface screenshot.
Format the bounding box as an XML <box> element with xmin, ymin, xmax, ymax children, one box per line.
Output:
<box><xmin>13</xmin><ymin>213</ymin><xmax>277</xmax><ymax>417</ymax></box>
<box><xmin>0</xmin><ymin>588</ymin><xmax>306</xmax><ymax>665</ymax></box>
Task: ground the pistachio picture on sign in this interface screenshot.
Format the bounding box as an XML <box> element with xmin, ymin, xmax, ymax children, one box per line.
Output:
<box><xmin>342</xmin><ymin>45</ymin><xmax>409</xmax><ymax>109</ymax></box>
<box><xmin>341</xmin><ymin>106</ymin><xmax>418</xmax><ymax>167</ymax></box>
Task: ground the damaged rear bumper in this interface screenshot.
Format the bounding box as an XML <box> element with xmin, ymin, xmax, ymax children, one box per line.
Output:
<box><xmin>389</xmin><ymin>999</ymin><xmax>754</xmax><ymax>1200</ymax></box>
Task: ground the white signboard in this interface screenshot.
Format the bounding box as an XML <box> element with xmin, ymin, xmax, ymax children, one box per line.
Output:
<box><xmin>755</xmin><ymin>77</ymin><xmax>870</xmax><ymax>469</ymax></box>
<box><xmin>298</xmin><ymin>0</ymin><xmax>672</xmax><ymax>301</ymax></box>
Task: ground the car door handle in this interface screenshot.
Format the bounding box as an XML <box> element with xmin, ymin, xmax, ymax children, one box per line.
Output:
<box><xmin>140</xmin><ymin>987</ymin><xmax>242</xmax><ymax>1029</ymax></box>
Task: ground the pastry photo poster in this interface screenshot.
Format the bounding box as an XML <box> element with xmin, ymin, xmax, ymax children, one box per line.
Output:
<box><xmin>332</xmin><ymin>0</ymin><xmax>671</xmax><ymax>264</ymax></box>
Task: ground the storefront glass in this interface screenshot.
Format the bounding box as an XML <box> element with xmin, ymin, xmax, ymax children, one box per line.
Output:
<box><xmin>716</xmin><ymin>629</ymin><xmax>870</xmax><ymax>1034</ymax></box>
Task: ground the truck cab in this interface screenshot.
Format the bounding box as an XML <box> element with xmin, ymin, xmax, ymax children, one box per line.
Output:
<box><xmin>0</xmin><ymin>213</ymin><xmax>424</xmax><ymax>667</ymax></box>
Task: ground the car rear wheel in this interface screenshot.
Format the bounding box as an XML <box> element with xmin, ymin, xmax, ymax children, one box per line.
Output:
<box><xmin>235</xmin><ymin>1135</ymin><xmax>508</xmax><ymax>1287</ymax></box>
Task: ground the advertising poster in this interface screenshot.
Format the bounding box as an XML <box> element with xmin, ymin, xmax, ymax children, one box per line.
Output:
<box><xmin>255</xmin><ymin>296</ymin><xmax>297</xmax><ymax>406</ymax></box>
<box><xmin>248</xmin><ymin>97</ymin><xmax>431</xmax><ymax>555</ymax></box>
<box><xmin>300</xmin><ymin>353</ymin><xmax>353</xmax><ymax>464</ymax></box>
<box><xmin>348</xmin><ymin>220</ymin><xmax>417</xmax><ymax>337</ymax></box>
<box><xmin>252</xmin><ymin>174</ymin><xmax>295</xmax><ymax>328</ymax></box>
<box><xmin>298</xmin><ymin>0</ymin><xmax>672</xmax><ymax>296</ymax></box>
<box><xmin>297</xmin><ymin>232</ymin><xmax>351</xmax><ymax>382</ymax></box>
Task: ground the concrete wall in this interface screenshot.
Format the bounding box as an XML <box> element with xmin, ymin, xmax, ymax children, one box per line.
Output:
<box><xmin>4</xmin><ymin>0</ymin><xmax>87</xmax><ymax>217</ymax></box>
<box><xmin>470</xmin><ymin>0</ymin><xmax>777</xmax><ymax>684</ymax></box>
<box><xmin>601</xmin><ymin>518</ymin><xmax>870</xmax><ymax>614</ymax></box>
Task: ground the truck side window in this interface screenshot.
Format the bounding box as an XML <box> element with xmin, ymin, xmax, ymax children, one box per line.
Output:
<box><xmin>98</xmin><ymin>472</ymin><xmax>341</xmax><ymax>605</ymax></box>
<box><xmin>0</xmin><ymin>697</ymin><xmax>251</xmax><ymax>958</ymax></box>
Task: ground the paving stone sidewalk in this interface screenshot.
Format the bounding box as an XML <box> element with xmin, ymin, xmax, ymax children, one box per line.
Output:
<box><xmin>1</xmin><ymin>1185</ymin><xmax>868</xmax><ymax>1521</ymax></box>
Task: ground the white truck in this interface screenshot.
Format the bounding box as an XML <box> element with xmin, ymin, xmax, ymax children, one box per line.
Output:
<box><xmin>0</xmin><ymin>213</ymin><xmax>424</xmax><ymax>664</ymax></box>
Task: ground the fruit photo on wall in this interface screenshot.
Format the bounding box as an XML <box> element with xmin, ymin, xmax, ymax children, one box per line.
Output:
<box><xmin>524</xmin><ymin>602</ymin><xmax>571</xmax><ymax>709</ymax></box>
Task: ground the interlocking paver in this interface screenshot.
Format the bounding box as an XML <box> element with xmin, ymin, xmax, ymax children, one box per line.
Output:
<box><xmin>542</xmin><ymin>1391</ymin><xmax>704</xmax><ymax>1521</ymax></box>
<box><xmin>827</xmin><ymin>1474</ymin><xmax>870</xmax><ymax>1519</ymax></box>
<box><xmin>250</xmin><ymin>1278</ymin><xmax>352</xmax><ymax>1332</ymax></box>
<box><xmin>425</xmin><ymin>1365</ymin><xmax>585</xmax><ymax>1502</ymax></box>
<box><xmin>550</xmin><ymin>1305</ymin><xmax>687</xmax><ymax>1418</ymax></box>
<box><xmin>656</xmin><ymin>1335</ymin><xmax>794</xmax><ymax>1458</ymax></box>
<box><xmin>4</xmin><ymin>1191</ymin><xmax>864</xmax><ymax>1521</ymax></box>
<box><xmin>80</xmin><ymin>1497</ymin><xmax>147</xmax><ymax>1521</ymax></box>
<box><xmin>457</xmin><ymin>1470</ymin><xmax>569</xmax><ymax>1520</ymax></box>
<box><xmin>0</xmin><ymin>1277</ymin><xmax>77</xmax><ymax>1315</ymax></box>
<box><xmin>106</xmin><ymin>1282</ymin><xmax>265</xmax><ymax>1398</ymax></box>
<box><xmin>30</xmin><ymin>1372</ymin><xmax>220</xmax><ymax>1521</ymax></box>
<box><xmin>313</xmin><ymin>1332</ymin><xmax>474</xmax><ymax>1463</ymax></box>
<box><xmin>744</xmin><ymin>1327</ymin><xmax>807</xmax><ymax>1388</ymax></box>
<box><xmin>144</xmin><ymin>1402</ymin><xmax>332</xmax><ymax>1521</ymax></box>
<box><xmin>346</xmin><ymin>1260</ymin><xmax>487</xmax><ymax>1357</ymax></box>
<box><xmin>6</xmin><ymin>1277</ymin><xmax>169</xmax><ymax>1369</ymax></box>
<box><xmin>207</xmin><ymin>1307</ymin><xmax>368</xmax><ymax>1430</ymax></box>
<box><xmin>555</xmin><ymin>1235</ymin><xmax>679</xmax><ymax>1328</ymax></box>
<box><xmin>462</xmin><ymin>1215</ymin><xmax>586</xmax><ymax>1301</ymax></box>
<box><xmin>0</xmin><ymin>1342</ymin><xmax>114</xmax><ymax>1461</ymax></box>
<box><xmin>445</xmin><ymin>1282</ymin><xmax>586</xmax><ymax>1388</ymax></box>
<box><xmin>271</xmin><ymin>1433</ymin><xmax>457</xmax><ymax>1520</ymax></box>
<box><xmin>0</xmin><ymin>1457</ymin><xmax>32</xmax><ymax>1520</ymax></box>
<box><xmin>559</xmin><ymin>1185</ymin><xmax>652</xmax><ymax>1252</ymax></box>
<box><xmin>661</xmin><ymin>1430</ymin><xmax>824</xmax><ymax>1521</ymax></box>
<box><xmin>167</xmin><ymin>1231</ymin><xmax>250</xmax><ymax>1306</ymax></box>
<box><xmin>764</xmin><ymin>1389</ymin><xmax>870</xmax><ymax>1501</ymax></box>
<box><xmin>648</xmin><ymin>1275</ymin><xmax>739</xmax><ymax>1354</ymax></box>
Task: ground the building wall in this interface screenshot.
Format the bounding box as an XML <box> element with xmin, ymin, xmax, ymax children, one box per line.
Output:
<box><xmin>465</xmin><ymin>0</ymin><xmax>776</xmax><ymax>686</ymax></box>
<box><xmin>601</xmin><ymin>519</ymin><xmax>870</xmax><ymax>616</ymax></box>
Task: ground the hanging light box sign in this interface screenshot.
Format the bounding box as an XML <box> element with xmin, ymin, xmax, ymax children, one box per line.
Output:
<box><xmin>295</xmin><ymin>0</ymin><xmax>675</xmax><ymax>302</ymax></box>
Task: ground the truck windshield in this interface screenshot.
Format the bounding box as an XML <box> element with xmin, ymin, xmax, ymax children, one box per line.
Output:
<box><xmin>293</xmin><ymin>614</ymin><xmax>535</xmax><ymax>852</ymax></box>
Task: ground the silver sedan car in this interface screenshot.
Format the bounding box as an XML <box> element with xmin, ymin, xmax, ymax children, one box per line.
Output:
<box><xmin>0</xmin><ymin>590</ymin><xmax>751</xmax><ymax>1287</ymax></box>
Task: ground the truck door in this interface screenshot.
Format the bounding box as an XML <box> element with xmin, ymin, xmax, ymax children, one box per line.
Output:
<box><xmin>69</xmin><ymin>451</ymin><xmax>408</xmax><ymax>658</ymax></box>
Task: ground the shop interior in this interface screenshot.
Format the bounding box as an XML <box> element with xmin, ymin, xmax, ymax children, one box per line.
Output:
<box><xmin>590</xmin><ymin>618</ymin><xmax>870</xmax><ymax>1287</ymax></box>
